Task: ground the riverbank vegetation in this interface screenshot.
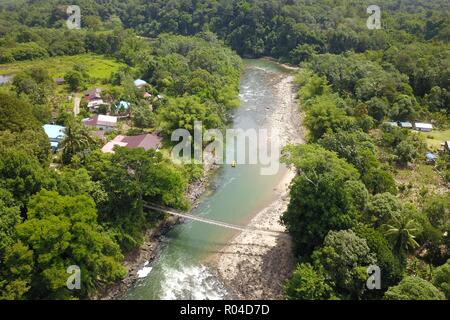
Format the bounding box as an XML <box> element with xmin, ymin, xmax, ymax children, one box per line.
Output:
<box><xmin>281</xmin><ymin>4</ymin><xmax>449</xmax><ymax>299</ymax></box>
<box><xmin>0</xmin><ymin>17</ymin><xmax>241</xmax><ymax>298</ymax></box>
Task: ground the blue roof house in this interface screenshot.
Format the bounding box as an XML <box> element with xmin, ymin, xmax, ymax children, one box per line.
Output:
<box><xmin>43</xmin><ymin>124</ymin><xmax>65</xmax><ymax>151</ymax></box>
<box><xmin>425</xmin><ymin>152</ymin><xmax>437</xmax><ymax>163</ymax></box>
<box><xmin>115</xmin><ymin>100</ymin><xmax>131</xmax><ymax>111</ymax></box>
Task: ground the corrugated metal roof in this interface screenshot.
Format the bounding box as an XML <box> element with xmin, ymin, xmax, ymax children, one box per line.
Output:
<box><xmin>134</xmin><ymin>79</ymin><xmax>148</xmax><ymax>87</ymax></box>
<box><xmin>101</xmin><ymin>134</ymin><xmax>162</xmax><ymax>153</ymax></box>
<box><xmin>43</xmin><ymin>124</ymin><xmax>65</xmax><ymax>140</ymax></box>
<box><xmin>415</xmin><ymin>122</ymin><xmax>433</xmax><ymax>129</ymax></box>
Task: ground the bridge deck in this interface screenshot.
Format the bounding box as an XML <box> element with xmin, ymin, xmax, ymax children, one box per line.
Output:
<box><xmin>143</xmin><ymin>203</ymin><xmax>288</xmax><ymax>238</ymax></box>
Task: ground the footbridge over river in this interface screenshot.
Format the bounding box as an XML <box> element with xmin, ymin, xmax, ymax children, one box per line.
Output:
<box><xmin>143</xmin><ymin>203</ymin><xmax>288</xmax><ymax>238</ymax></box>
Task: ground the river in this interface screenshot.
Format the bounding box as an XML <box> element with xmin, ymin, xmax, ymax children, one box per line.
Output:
<box><xmin>123</xmin><ymin>59</ymin><xmax>295</xmax><ymax>300</ymax></box>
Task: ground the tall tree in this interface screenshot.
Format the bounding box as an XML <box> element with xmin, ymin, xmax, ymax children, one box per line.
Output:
<box><xmin>312</xmin><ymin>229</ymin><xmax>376</xmax><ymax>299</ymax></box>
<box><xmin>281</xmin><ymin>144</ymin><xmax>367</xmax><ymax>254</ymax></box>
<box><xmin>285</xmin><ymin>263</ymin><xmax>333</xmax><ymax>300</ymax></box>
<box><xmin>383</xmin><ymin>212</ymin><xmax>420</xmax><ymax>264</ymax></box>
<box><xmin>4</xmin><ymin>190</ymin><xmax>126</xmax><ymax>299</ymax></box>
<box><xmin>384</xmin><ymin>276</ymin><xmax>445</xmax><ymax>300</ymax></box>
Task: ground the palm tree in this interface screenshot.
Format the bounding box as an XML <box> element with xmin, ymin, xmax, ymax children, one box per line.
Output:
<box><xmin>383</xmin><ymin>212</ymin><xmax>420</xmax><ymax>263</ymax></box>
<box><xmin>60</xmin><ymin>119</ymin><xmax>97</xmax><ymax>164</ymax></box>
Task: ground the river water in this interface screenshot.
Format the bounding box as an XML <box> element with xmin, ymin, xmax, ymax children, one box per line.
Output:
<box><xmin>124</xmin><ymin>59</ymin><xmax>292</xmax><ymax>300</ymax></box>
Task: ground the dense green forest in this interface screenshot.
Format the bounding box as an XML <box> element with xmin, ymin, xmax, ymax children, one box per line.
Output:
<box><xmin>0</xmin><ymin>0</ymin><xmax>449</xmax><ymax>300</ymax></box>
<box><xmin>0</xmin><ymin>15</ymin><xmax>242</xmax><ymax>298</ymax></box>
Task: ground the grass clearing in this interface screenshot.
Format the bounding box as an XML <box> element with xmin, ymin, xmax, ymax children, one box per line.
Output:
<box><xmin>419</xmin><ymin>129</ymin><xmax>450</xmax><ymax>151</ymax></box>
<box><xmin>395</xmin><ymin>163</ymin><xmax>448</xmax><ymax>204</ymax></box>
<box><xmin>0</xmin><ymin>53</ymin><xmax>126</xmax><ymax>79</ymax></box>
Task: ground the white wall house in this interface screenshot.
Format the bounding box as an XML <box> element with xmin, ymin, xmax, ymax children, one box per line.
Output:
<box><xmin>414</xmin><ymin>122</ymin><xmax>433</xmax><ymax>132</ymax></box>
<box><xmin>82</xmin><ymin>114</ymin><xmax>117</xmax><ymax>132</ymax></box>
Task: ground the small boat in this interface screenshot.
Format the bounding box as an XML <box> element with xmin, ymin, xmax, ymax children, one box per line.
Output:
<box><xmin>231</xmin><ymin>160</ymin><xmax>237</xmax><ymax>168</ymax></box>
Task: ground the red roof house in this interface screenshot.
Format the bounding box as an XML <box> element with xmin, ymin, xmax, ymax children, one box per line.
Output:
<box><xmin>101</xmin><ymin>133</ymin><xmax>162</xmax><ymax>153</ymax></box>
<box><xmin>84</xmin><ymin>88</ymin><xmax>102</xmax><ymax>102</ymax></box>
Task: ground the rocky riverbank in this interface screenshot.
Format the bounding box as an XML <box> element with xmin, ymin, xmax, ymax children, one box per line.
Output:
<box><xmin>212</xmin><ymin>71</ymin><xmax>304</xmax><ymax>299</ymax></box>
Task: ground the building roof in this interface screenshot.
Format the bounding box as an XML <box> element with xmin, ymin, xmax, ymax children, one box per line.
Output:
<box><xmin>415</xmin><ymin>122</ymin><xmax>433</xmax><ymax>129</ymax></box>
<box><xmin>143</xmin><ymin>92</ymin><xmax>152</xmax><ymax>98</ymax></box>
<box><xmin>101</xmin><ymin>139</ymin><xmax>127</xmax><ymax>153</ymax></box>
<box><xmin>134</xmin><ymin>79</ymin><xmax>148</xmax><ymax>87</ymax></box>
<box><xmin>83</xmin><ymin>114</ymin><xmax>117</xmax><ymax>127</ymax></box>
<box><xmin>84</xmin><ymin>88</ymin><xmax>102</xmax><ymax>101</ymax></box>
<box><xmin>122</xmin><ymin>134</ymin><xmax>162</xmax><ymax>150</ymax></box>
<box><xmin>116</xmin><ymin>100</ymin><xmax>131</xmax><ymax>110</ymax></box>
<box><xmin>43</xmin><ymin>124</ymin><xmax>65</xmax><ymax>140</ymax></box>
<box><xmin>101</xmin><ymin>133</ymin><xmax>162</xmax><ymax>153</ymax></box>
<box><xmin>384</xmin><ymin>121</ymin><xmax>398</xmax><ymax>127</ymax></box>
<box><xmin>87</xmin><ymin>99</ymin><xmax>108</xmax><ymax>109</ymax></box>
<box><xmin>426</xmin><ymin>152</ymin><xmax>437</xmax><ymax>161</ymax></box>
<box><xmin>399</xmin><ymin>121</ymin><xmax>413</xmax><ymax>128</ymax></box>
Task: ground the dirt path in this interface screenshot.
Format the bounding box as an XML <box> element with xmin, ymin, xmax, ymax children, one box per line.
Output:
<box><xmin>73</xmin><ymin>95</ymin><xmax>81</xmax><ymax>115</ymax></box>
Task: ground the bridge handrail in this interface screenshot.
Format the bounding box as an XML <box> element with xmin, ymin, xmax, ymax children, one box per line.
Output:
<box><xmin>143</xmin><ymin>202</ymin><xmax>288</xmax><ymax>237</ymax></box>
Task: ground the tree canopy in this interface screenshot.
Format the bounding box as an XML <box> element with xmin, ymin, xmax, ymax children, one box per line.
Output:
<box><xmin>384</xmin><ymin>276</ymin><xmax>445</xmax><ymax>300</ymax></box>
<box><xmin>281</xmin><ymin>144</ymin><xmax>366</xmax><ymax>254</ymax></box>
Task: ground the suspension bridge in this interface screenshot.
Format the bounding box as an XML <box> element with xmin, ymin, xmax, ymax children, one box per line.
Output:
<box><xmin>143</xmin><ymin>203</ymin><xmax>288</xmax><ymax>238</ymax></box>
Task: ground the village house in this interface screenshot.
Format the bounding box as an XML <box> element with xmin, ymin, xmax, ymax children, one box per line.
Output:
<box><xmin>134</xmin><ymin>79</ymin><xmax>148</xmax><ymax>88</ymax></box>
<box><xmin>399</xmin><ymin>121</ymin><xmax>413</xmax><ymax>129</ymax></box>
<box><xmin>82</xmin><ymin>114</ymin><xmax>117</xmax><ymax>132</ymax></box>
<box><xmin>83</xmin><ymin>88</ymin><xmax>110</xmax><ymax>112</ymax></box>
<box><xmin>384</xmin><ymin>121</ymin><xmax>398</xmax><ymax>127</ymax></box>
<box><xmin>54</xmin><ymin>77</ymin><xmax>65</xmax><ymax>85</ymax></box>
<box><xmin>442</xmin><ymin>141</ymin><xmax>450</xmax><ymax>153</ymax></box>
<box><xmin>87</xmin><ymin>99</ymin><xmax>109</xmax><ymax>112</ymax></box>
<box><xmin>43</xmin><ymin>124</ymin><xmax>65</xmax><ymax>151</ymax></box>
<box><xmin>101</xmin><ymin>133</ymin><xmax>162</xmax><ymax>154</ymax></box>
<box><xmin>84</xmin><ymin>88</ymin><xmax>102</xmax><ymax>102</ymax></box>
<box><xmin>426</xmin><ymin>152</ymin><xmax>438</xmax><ymax>164</ymax></box>
<box><xmin>143</xmin><ymin>92</ymin><xmax>152</xmax><ymax>99</ymax></box>
<box><xmin>114</xmin><ymin>100</ymin><xmax>131</xmax><ymax>114</ymax></box>
<box><xmin>414</xmin><ymin>122</ymin><xmax>433</xmax><ymax>132</ymax></box>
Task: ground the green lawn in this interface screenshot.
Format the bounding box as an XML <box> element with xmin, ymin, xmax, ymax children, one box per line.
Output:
<box><xmin>419</xmin><ymin>129</ymin><xmax>450</xmax><ymax>151</ymax></box>
<box><xmin>0</xmin><ymin>53</ymin><xmax>126</xmax><ymax>79</ymax></box>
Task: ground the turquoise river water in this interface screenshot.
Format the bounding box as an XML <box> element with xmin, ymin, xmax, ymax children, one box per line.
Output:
<box><xmin>124</xmin><ymin>59</ymin><xmax>293</xmax><ymax>300</ymax></box>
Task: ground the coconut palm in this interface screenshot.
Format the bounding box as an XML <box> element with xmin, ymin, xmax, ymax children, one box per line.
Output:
<box><xmin>383</xmin><ymin>212</ymin><xmax>420</xmax><ymax>261</ymax></box>
<box><xmin>60</xmin><ymin>119</ymin><xmax>97</xmax><ymax>164</ymax></box>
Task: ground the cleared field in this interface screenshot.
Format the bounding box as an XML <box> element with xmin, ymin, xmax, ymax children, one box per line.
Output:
<box><xmin>395</xmin><ymin>163</ymin><xmax>447</xmax><ymax>204</ymax></box>
<box><xmin>0</xmin><ymin>53</ymin><xmax>126</xmax><ymax>79</ymax></box>
<box><xmin>419</xmin><ymin>129</ymin><xmax>450</xmax><ymax>151</ymax></box>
